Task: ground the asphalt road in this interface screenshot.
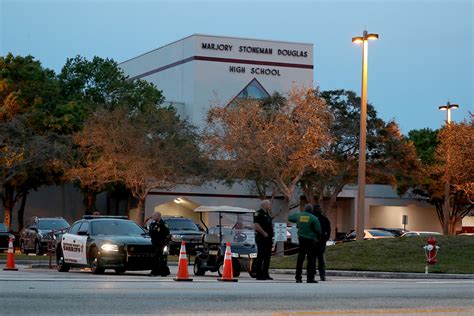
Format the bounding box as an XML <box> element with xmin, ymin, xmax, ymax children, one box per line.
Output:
<box><xmin>1</xmin><ymin>266</ymin><xmax>473</xmax><ymax>315</ymax></box>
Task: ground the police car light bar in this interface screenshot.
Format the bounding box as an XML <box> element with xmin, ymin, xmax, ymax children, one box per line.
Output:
<box><xmin>83</xmin><ymin>215</ymin><xmax>129</xmax><ymax>220</ymax></box>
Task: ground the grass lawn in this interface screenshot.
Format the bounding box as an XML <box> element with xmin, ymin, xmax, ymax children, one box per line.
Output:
<box><xmin>270</xmin><ymin>236</ymin><xmax>474</xmax><ymax>274</ymax></box>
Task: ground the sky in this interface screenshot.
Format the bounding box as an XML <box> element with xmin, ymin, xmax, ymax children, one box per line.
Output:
<box><xmin>1</xmin><ymin>0</ymin><xmax>472</xmax><ymax>134</ymax></box>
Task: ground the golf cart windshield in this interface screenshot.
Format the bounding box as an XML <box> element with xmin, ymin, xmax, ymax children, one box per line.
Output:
<box><xmin>194</xmin><ymin>206</ymin><xmax>256</xmax><ymax>245</ymax></box>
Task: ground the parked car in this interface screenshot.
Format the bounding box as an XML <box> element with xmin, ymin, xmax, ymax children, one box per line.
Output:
<box><xmin>56</xmin><ymin>216</ymin><xmax>156</xmax><ymax>274</ymax></box>
<box><xmin>371</xmin><ymin>227</ymin><xmax>408</xmax><ymax>237</ymax></box>
<box><xmin>20</xmin><ymin>217</ymin><xmax>70</xmax><ymax>255</ymax></box>
<box><xmin>337</xmin><ymin>229</ymin><xmax>395</xmax><ymax>243</ymax></box>
<box><xmin>162</xmin><ymin>216</ymin><xmax>204</xmax><ymax>255</ymax></box>
<box><xmin>0</xmin><ymin>223</ymin><xmax>14</xmax><ymax>252</ymax></box>
<box><xmin>401</xmin><ymin>231</ymin><xmax>442</xmax><ymax>237</ymax></box>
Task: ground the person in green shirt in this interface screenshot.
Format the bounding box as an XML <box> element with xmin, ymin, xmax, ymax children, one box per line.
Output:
<box><xmin>288</xmin><ymin>204</ymin><xmax>322</xmax><ymax>283</ymax></box>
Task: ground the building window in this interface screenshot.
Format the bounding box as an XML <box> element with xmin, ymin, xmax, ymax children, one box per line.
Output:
<box><xmin>228</xmin><ymin>78</ymin><xmax>270</xmax><ymax>106</ymax></box>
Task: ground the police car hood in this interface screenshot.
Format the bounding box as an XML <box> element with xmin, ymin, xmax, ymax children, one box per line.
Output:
<box><xmin>96</xmin><ymin>234</ymin><xmax>151</xmax><ymax>245</ymax></box>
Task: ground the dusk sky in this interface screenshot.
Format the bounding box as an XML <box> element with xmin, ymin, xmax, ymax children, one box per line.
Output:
<box><xmin>1</xmin><ymin>0</ymin><xmax>472</xmax><ymax>134</ymax></box>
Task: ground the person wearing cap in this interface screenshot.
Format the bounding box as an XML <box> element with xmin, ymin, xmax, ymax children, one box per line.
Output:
<box><xmin>311</xmin><ymin>204</ymin><xmax>331</xmax><ymax>281</ymax></box>
<box><xmin>288</xmin><ymin>204</ymin><xmax>322</xmax><ymax>283</ymax></box>
<box><xmin>254</xmin><ymin>200</ymin><xmax>274</xmax><ymax>280</ymax></box>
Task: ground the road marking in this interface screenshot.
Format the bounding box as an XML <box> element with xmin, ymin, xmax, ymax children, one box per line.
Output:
<box><xmin>273</xmin><ymin>308</ymin><xmax>473</xmax><ymax>315</ymax></box>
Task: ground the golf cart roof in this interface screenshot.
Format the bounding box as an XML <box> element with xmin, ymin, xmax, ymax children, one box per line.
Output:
<box><xmin>194</xmin><ymin>206</ymin><xmax>255</xmax><ymax>213</ymax></box>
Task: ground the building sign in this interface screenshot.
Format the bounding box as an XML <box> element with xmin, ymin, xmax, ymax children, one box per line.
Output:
<box><xmin>229</xmin><ymin>66</ymin><xmax>280</xmax><ymax>76</ymax></box>
<box><xmin>201</xmin><ymin>42</ymin><xmax>308</xmax><ymax>58</ymax></box>
<box><xmin>274</xmin><ymin>222</ymin><xmax>287</xmax><ymax>242</ymax></box>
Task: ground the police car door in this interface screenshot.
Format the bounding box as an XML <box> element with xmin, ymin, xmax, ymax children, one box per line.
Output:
<box><xmin>61</xmin><ymin>221</ymin><xmax>82</xmax><ymax>264</ymax></box>
<box><xmin>74</xmin><ymin>221</ymin><xmax>89</xmax><ymax>265</ymax></box>
<box><xmin>62</xmin><ymin>221</ymin><xmax>88</xmax><ymax>265</ymax></box>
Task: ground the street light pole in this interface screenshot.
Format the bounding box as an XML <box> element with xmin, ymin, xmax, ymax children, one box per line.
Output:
<box><xmin>438</xmin><ymin>101</ymin><xmax>459</xmax><ymax>235</ymax></box>
<box><xmin>352</xmin><ymin>30</ymin><xmax>378</xmax><ymax>241</ymax></box>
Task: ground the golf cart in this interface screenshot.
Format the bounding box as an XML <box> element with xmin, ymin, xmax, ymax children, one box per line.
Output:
<box><xmin>193</xmin><ymin>206</ymin><xmax>258</xmax><ymax>278</ymax></box>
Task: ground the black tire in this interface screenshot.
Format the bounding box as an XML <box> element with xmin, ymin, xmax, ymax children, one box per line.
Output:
<box><xmin>232</xmin><ymin>258</ymin><xmax>241</xmax><ymax>278</ymax></box>
<box><xmin>35</xmin><ymin>240</ymin><xmax>43</xmax><ymax>256</ymax></box>
<box><xmin>248</xmin><ymin>259</ymin><xmax>257</xmax><ymax>278</ymax></box>
<box><xmin>217</xmin><ymin>258</ymin><xmax>241</xmax><ymax>278</ymax></box>
<box><xmin>56</xmin><ymin>248</ymin><xmax>70</xmax><ymax>272</ymax></box>
<box><xmin>114</xmin><ymin>268</ymin><xmax>126</xmax><ymax>274</ymax></box>
<box><xmin>90</xmin><ymin>248</ymin><xmax>105</xmax><ymax>274</ymax></box>
<box><xmin>193</xmin><ymin>257</ymin><xmax>206</xmax><ymax>276</ymax></box>
<box><xmin>20</xmin><ymin>240</ymin><xmax>28</xmax><ymax>254</ymax></box>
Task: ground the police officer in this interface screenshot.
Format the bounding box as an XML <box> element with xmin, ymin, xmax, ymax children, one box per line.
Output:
<box><xmin>288</xmin><ymin>204</ymin><xmax>322</xmax><ymax>283</ymax></box>
<box><xmin>147</xmin><ymin>212</ymin><xmax>170</xmax><ymax>277</ymax></box>
<box><xmin>254</xmin><ymin>200</ymin><xmax>274</xmax><ymax>280</ymax></box>
<box><xmin>312</xmin><ymin>204</ymin><xmax>331</xmax><ymax>281</ymax></box>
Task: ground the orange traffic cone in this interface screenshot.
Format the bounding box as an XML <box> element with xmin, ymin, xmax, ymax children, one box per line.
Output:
<box><xmin>3</xmin><ymin>236</ymin><xmax>18</xmax><ymax>271</ymax></box>
<box><xmin>173</xmin><ymin>241</ymin><xmax>193</xmax><ymax>281</ymax></box>
<box><xmin>218</xmin><ymin>242</ymin><xmax>238</xmax><ymax>282</ymax></box>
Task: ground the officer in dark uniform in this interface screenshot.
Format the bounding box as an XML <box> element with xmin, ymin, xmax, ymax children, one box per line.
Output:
<box><xmin>312</xmin><ymin>204</ymin><xmax>331</xmax><ymax>281</ymax></box>
<box><xmin>254</xmin><ymin>200</ymin><xmax>274</xmax><ymax>280</ymax></box>
<box><xmin>147</xmin><ymin>212</ymin><xmax>170</xmax><ymax>277</ymax></box>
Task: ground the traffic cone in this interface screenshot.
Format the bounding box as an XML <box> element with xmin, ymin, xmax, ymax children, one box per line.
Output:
<box><xmin>173</xmin><ymin>241</ymin><xmax>193</xmax><ymax>281</ymax></box>
<box><xmin>218</xmin><ymin>242</ymin><xmax>238</xmax><ymax>282</ymax></box>
<box><xmin>3</xmin><ymin>236</ymin><xmax>18</xmax><ymax>271</ymax></box>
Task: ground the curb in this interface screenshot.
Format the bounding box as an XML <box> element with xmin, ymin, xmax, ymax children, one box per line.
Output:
<box><xmin>4</xmin><ymin>261</ymin><xmax>474</xmax><ymax>279</ymax></box>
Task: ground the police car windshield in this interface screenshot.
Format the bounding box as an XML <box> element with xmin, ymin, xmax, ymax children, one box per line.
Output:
<box><xmin>165</xmin><ymin>219</ymin><xmax>199</xmax><ymax>231</ymax></box>
<box><xmin>91</xmin><ymin>220</ymin><xmax>145</xmax><ymax>236</ymax></box>
<box><xmin>38</xmin><ymin>219</ymin><xmax>69</xmax><ymax>231</ymax></box>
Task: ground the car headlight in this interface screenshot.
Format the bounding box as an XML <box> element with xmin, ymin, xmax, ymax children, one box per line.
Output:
<box><xmin>231</xmin><ymin>253</ymin><xmax>239</xmax><ymax>258</ymax></box>
<box><xmin>163</xmin><ymin>245</ymin><xmax>169</xmax><ymax>254</ymax></box>
<box><xmin>171</xmin><ymin>235</ymin><xmax>182</xmax><ymax>242</ymax></box>
<box><xmin>101</xmin><ymin>244</ymin><xmax>119</xmax><ymax>252</ymax></box>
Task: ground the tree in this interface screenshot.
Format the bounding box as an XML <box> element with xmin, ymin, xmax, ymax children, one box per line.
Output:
<box><xmin>0</xmin><ymin>53</ymin><xmax>58</xmax><ymax>122</ymax></box>
<box><xmin>0</xmin><ymin>116</ymin><xmax>72</xmax><ymax>229</ymax></box>
<box><xmin>408</xmin><ymin>116</ymin><xmax>473</xmax><ymax>234</ymax></box>
<box><xmin>59</xmin><ymin>56</ymin><xmax>165</xmax><ymax>213</ymax></box>
<box><xmin>299</xmin><ymin>90</ymin><xmax>420</xmax><ymax>218</ymax></box>
<box><xmin>0</xmin><ymin>54</ymin><xmax>73</xmax><ymax>229</ymax></box>
<box><xmin>436</xmin><ymin>114</ymin><xmax>474</xmax><ymax>201</ymax></box>
<box><xmin>72</xmin><ymin>105</ymin><xmax>204</xmax><ymax>224</ymax></box>
<box><xmin>205</xmin><ymin>87</ymin><xmax>333</xmax><ymax>221</ymax></box>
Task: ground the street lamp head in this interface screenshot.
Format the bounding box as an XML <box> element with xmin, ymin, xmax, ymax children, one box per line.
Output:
<box><xmin>352</xmin><ymin>37</ymin><xmax>364</xmax><ymax>44</ymax></box>
<box><xmin>367</xmin><ymin>33</ymin><xmax>379</xmax><ymax>40</ymax></box>
<box><xmin>449</xmin><ymin>104</ymin><xmax>459</xmax><ymax>109</ymax></box>
<box><xmin>439</xmin><ymin>103</ymin><xmax>459</xmax><ymax>111</ymax></box>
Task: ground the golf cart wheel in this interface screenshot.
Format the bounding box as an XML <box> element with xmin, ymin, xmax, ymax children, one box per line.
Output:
<box><xmin>193</xmin><ymin>257</ymin><xmax>206</xmax><ymax>276</ymax></box>
<box><xmin>217</xmin><ymin>258</ymin><xmax>241</xmax><ymax>278</ymax></box>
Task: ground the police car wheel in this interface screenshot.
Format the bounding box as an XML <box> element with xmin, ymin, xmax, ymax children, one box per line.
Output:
<box><xmin>57</xmin><ymin>250</ymin><xmax>70</xmax><ymax>272</ymax></box>
<box><xmin>193</xmin><ymin>258</ymin><xmax>205</xmax><ymax>276</ymax></box>
<box><xmin>90</xmin><ymin>248</ymin><xmax>105</xmax><ymax>274</ymax></box>
<box><xmin>115</xmin><ymin>268</ymin><xmax>126</xmax><ymax>274</ymax></box>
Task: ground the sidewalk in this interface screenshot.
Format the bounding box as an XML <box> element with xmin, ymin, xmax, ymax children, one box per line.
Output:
<box><xmin>2</xmin><ymin>260</ymin><xmax>474</xmax><ymax>279</ymax></box>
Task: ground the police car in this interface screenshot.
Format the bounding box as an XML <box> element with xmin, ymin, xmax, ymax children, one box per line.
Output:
<box><xmin>56</xmin><ymin>216</ymin><xmax>155</xmax><ymax>274</ymax></box>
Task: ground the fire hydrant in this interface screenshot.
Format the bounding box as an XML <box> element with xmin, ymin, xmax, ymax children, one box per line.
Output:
<box><xmin>423</xmin><ymin>236</ymin><xmax>440</xmax><ymax>274</ymax></box>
